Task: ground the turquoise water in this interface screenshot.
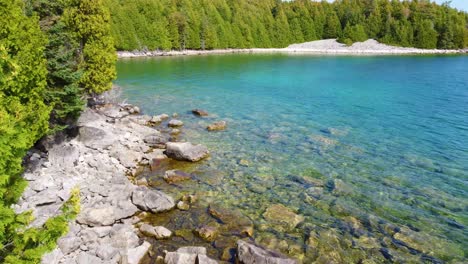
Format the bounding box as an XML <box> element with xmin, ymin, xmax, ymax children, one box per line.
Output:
<box><xmin>116</xmin><ymin>55</ymin><xmax>468</xmax><ymax>263</ymax></box>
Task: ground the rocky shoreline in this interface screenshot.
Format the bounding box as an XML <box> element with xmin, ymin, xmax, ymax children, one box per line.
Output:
<box><xmin>15</xmin><ymin>95</ymin><xmax>297</xmax><ymax>263</ymax></box>
<box><xmin>118</xmin><ymin>39</ymin><xmax>467</xmax><ymax>58</ymax></box>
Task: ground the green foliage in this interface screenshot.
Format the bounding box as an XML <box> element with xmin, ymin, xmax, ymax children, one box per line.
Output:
<box><xmin>340</xmin><ymin>24</ymin><xmax>368</xmax><ymax>44</ymax></box>
<box><xmin>105</xmin><ymin>0</ymin><xmax>468</xmax><ymax>50</ymax></box>
<box><xmin>64</xmin><ymin>0</ymin><xmax>117</xmax><ymax>94</ymax></box>
<box><xmin>1</xmin><ymin>0</ymin><xmax>114</xmax><ymax>262</ymax></box>
<box><xmin>0</xmin><ymin>0</ymin><xmax>50</xmax><ymax>260</ymax></box>
<box><xmin>3</xmin><ymin>189</ymin><xmax>80</xmax><ymax>264</ymax></box>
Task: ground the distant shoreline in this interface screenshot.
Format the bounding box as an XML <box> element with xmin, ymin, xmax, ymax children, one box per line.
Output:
<box><xmin>118</xmin><ymin>39</ymin><xmax>467</xmax><ymax>58</ymax></box>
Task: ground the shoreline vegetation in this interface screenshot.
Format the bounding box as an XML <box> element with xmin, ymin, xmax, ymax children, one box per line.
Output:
<box><xmin>117</xmin><ymin>39</ymin><xmax>468</xmax><ymax>58</ymax></box>
<box><xmin>2</xmin><ymin>0</ymin><xmax>468</xmax><ymax>263</ymax></box>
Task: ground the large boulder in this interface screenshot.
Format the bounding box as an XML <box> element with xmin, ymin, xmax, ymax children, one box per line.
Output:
<box><xmin>132</xmin><ymin>186</ymin><xmax>175</xmax><ymax>213</ymax></box>
<box><xmin>236</xmin><ymin>240</ymin><xmax>297</xmax><ymax>264</ymax></box>
<box><xmin>165</xmin><ymin>142</ymin><xmax>209</xmax><ymax>162</ymax></box>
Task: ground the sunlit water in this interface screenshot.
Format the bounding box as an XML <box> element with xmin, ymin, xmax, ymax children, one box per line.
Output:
<box><xmin>116</xmin><ymin>54</ymin><xmax>467</xmax><ymax>263</ymax></box>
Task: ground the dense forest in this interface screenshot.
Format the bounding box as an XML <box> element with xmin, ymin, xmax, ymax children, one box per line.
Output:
<box><xmin>0</xmin><ymin>0</ymin><xmax>115</xmax><ymax>262</ymax></box>
<box><xmin>105</xmin><ymin>0</ymin><xmax>468</xmax><ymax>51</ymax></box>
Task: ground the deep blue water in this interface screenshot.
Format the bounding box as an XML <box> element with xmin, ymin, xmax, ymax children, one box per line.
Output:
<box><xmin>116</xmin><ymin>54</ymin><xmax>467</xmax><ymax>262</ymax></box>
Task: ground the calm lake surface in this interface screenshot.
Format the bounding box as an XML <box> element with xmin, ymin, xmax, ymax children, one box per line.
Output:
<box><xmin>116</xmin><ymin>54</ymin><xmax>467</xmax><ymax>263</ymax></box>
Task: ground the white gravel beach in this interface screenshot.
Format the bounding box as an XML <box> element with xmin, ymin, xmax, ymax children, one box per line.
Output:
<box><xmin>118</xmin><ymin>39</ymin><xmax>467</xmax><ymax>58</ymax></box>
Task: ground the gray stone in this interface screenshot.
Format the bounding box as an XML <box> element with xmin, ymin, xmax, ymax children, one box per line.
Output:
<box><xmin>139</xmin><ymin>224</ymin><xmax>172</xmax><ymax>239</ymax></box>
<box><xmin>177</xmin><ymin>247</ymin><xmax>207</xmax><ymax>255</ymax></box>
<box><xmin>132</xmin><ymin>186</ymin><xmax>175</xmax><ymax>213</ymax></box>
<box><xmin>92</xmin><ymin>226</ymin><xmax>112</xmax><ymax>238</ymax></box>
<box><xmin>154</xmin><ymin>226</ymin><xmax>172</xmax><ymax>239</ymax></box>
<box><xmin>237</xmin><ymin>240</ymin><xmax>297</xmax><ymax>264</ymax></box>
<box><xmin>197</xmin><ymin>254</ymin><xmax>218</xmax><ymax>264</ymax></box>
<box><xmin>58</xmin><ymin>236</ymin><xmax>82</xmax><ymax>255</ymax></box>
<box><xmin>168</xmin><ymin>119</ymin><xmax>184</xmax><ymax>127</ymax></box>
<box><xmin>76</xmin><ymin>252</ymin><xmax>103</xmax><ymax>264</ymax></box>
<box><xmin>48</xmin><ymin>144</ymin><xmax>79</xmax><ymax>167</ymax></box>
<box><xmin>77</xmin><ymin>207</ymin><xmax>116</xmax><ymax>226</ymax></box>
<box><xmin>144</xmin><ymin>134</ymin><xmax>168</xmax><ymax>147</ymax></box>
<box><xmin>139</xmin><ymin>224</ymin><xmax>157</xmax><ymax>237</ymax></box>
<box><xmin>80</xmin><ymin>229</ymin><xmax>99</xmax><ymax>244</ymax></box>
<box><xmin>164</xmin><ymin>247</ymin><xmax>217</xmax><ymax>264</ymax></box>
<box><xmin>164</xmin><ymin>252</ymin><xmax>197</xmax><ymax>264</ymax></box>
<box><xmin>96</xmin><ymin>244</ymin><xmax>119</xmax><ymax>260</ymax></box>
<box><xmin>109</xmin><ymin>224</ymin><xmax>140</xmax><ymax>249</ymax></box>
<box><xmin>127</xmin><ymin>241</ymin><xmax>151</xmax><ymax>264</ymax></box>
<box><xmin>41</xmin><ymin>248</ymin><xmax>63</xmax><ymax>264</ymax></box>
<box><xmin>165</xmin><ymin>142</ymin><xmax>209</xmax><ymax>162</ymax></box>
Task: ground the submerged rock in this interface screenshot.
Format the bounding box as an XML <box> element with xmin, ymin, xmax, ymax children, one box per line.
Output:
<box><xmin>192</xmin><ymin>109</ymin><xmax>209</xmax><ymax>117</ymax></box>
<box><xmin>132</xmin><ymin>186</ymin><xmax>175</xmax><ymax>213</ymax></box>
<box><xmin>208</xmin><ymin>204</ymin><xmax>254</xmax><ymax>237</ymax></box>
<box><xmin>263</xmin><ymin>204</ymin><xmax>304</xmax><ymax>230</ymax></box>
<box><xmin>195</xmin><ymin>223</ymin><xmax>220</xmax><ymax>242</ymax></box>
<box><xmin>236</xmin><ymin>240</ymin><xmax>297</xmax><ymax>264</ymax></box>
<box><xmin>207</xmin><ymin>121</ymin><xmax>227</xmax><ymax>131</ymax></box>
<box><xmin>164</xmin><ymin>170</ymin><xmax>192</xmax><ymax>184</ymax></box>
<box><xmin>168</xmin><ymin>119</ymin><xmax>184</xmax><ymax>127</ymax></box>
<box><xmin>165</xmin><ymin>142</ymin><xmax>209</xmax><ymax>162</ymax></box>
<box><xmin>177</xmin><ymin>201</ymin><xmax>190</xmax><ymax>211</ymax></box>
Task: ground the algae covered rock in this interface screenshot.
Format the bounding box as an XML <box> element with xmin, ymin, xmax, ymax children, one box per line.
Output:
<box><xmin>263</xmin><ymin>204</ymin><xmax>304</xmax><ymax>230</ymax></box>
<box><xmin>195</xmin><ymin>222</ymin><xmax>220</xmax><ymax>242</ymax></box>
<box><xmin>164</xmin><ymin>170</ymin><xmax>192</xmax><ymax>184</ymax></box>
<box><xmin>208</xmin><ymin>203</ymin><xmax>254</xmax><ymax>236</ymax></box>
<box><xmin>207</xmin><ymin>121</ymin><xmax>227</xmax><ymax>131</ymax></box>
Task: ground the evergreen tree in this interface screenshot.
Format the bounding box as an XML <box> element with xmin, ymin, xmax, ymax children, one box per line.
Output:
<box><xmin>324</xmin><ymin>11</ymin><xmax>342</xmax><ymax>39</ymax></box>
<box><xmin>64</xmin><ymin>0</ymin><xmax>117</xmax><ymax>94</ymax></box>
<box><xmin>415</xmin><ymin>20</ymin><xmax>438</xmax><ymax>49</ymax></box>
<box><xmin>0</xmin><ymin>0</ymin><xmax>50</xmax><ymax>260</ymax></box>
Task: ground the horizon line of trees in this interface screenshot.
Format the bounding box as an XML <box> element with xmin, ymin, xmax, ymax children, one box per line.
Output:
<box><xmin>105</xmin><ymin>0</ymin><xmax>468</xmax><ymax>51</ymax></box>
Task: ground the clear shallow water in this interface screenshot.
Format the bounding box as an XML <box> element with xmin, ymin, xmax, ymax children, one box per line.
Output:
<box><xmin>116</xmin><ymin>55</ymin><xmax>468</xmax><ymax>263</ymax></box>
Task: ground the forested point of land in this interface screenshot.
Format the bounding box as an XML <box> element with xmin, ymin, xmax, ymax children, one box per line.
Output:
<box><xmin>105</xmin><ymin>0</ymin><xmax>468</xmax><ymax>51</ymax></box>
